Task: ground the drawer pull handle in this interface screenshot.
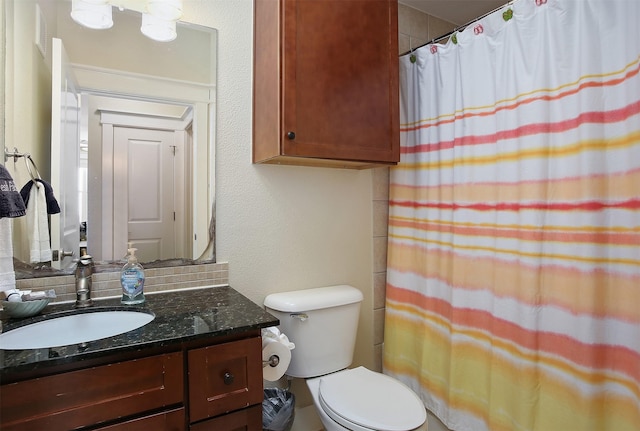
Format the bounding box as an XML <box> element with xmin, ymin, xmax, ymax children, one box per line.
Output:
<box><xmin>223</xmin><ymin>371</ymin><xmax>235</xmax><ymax>385</ymax></box>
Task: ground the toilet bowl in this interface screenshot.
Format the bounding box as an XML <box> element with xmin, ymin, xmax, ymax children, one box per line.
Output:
<box><xmin>264</xmin><ymin>285</ymin><xmax>428</xmax><ymax>431</ymax></box>
<box><xmin>307</xmin><ymin>367</ymin><xmax>427</xmax><ymax>431</ymax></box>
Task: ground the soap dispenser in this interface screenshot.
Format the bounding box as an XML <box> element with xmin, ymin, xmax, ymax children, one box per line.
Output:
<box><xmin>121</xmin><ymin>247</ymin><xmax>145</xmax><ymax>304</ymax></box>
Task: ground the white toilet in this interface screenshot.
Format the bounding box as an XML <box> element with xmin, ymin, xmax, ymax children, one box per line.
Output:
<box><xmin>264</xmin><ymin>285</ymin><xmax>427</xmax><ymax>431</ymax></box>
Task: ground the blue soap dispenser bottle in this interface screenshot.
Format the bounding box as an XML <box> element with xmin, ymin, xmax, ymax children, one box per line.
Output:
<box><xmin>121</xmin><ymin>247</ymin><xmax>145</xmax><ymax>304</ymax></box>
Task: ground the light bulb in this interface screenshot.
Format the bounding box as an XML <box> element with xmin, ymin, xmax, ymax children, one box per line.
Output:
<box><xmin>141</xmin><ymin>13</ymin><xmax>177</xmax><ymax>42</ymax></box>
<box><xmin>70</xmin><ymin>0</ymin><xmax>113</xmax><ymax>30</ymax></box>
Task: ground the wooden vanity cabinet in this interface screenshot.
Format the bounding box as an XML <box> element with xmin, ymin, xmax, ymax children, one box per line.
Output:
<box><xmin>0</xmin><ymin>336</ymin><xmax>264</xmax><ymax>431</ymax></box>
<box><xmin>253</xmin><ymin>0</ymin><xmax>400</xmax><ymax>168</ymax></box>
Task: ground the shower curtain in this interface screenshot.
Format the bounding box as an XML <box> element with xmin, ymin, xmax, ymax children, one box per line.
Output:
<box><xmin>384</xmin><ymin>1</ymin><xmax>640</xmax><ymax>430</ymax></box>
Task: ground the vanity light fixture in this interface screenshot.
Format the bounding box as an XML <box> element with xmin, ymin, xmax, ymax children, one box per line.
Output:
<box><xmin>140</xmin><ymin>13</ymin><xmax>177</xmax><ymax>42</ymax></box>
<box><xmin>70</xmin><ymin>0</ymin><xmax>113</xmax><ymax>30</ymax></box>
<box><xmin>70</xmin><ymin>0</ymin><xmax>183</xmax><ymax>42</ymax></box>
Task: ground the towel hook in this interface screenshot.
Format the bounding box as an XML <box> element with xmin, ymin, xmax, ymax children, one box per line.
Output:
<box><xmin>24</xmin><ymin>154</ymin><xmax>42</xmax><ymax>183</ymax></box>
<box><xmin>3</xmin><ymin>147</ymin><xmax>42</xmax><ymax>182</ymax></box>
<box><xmin>4</xmin><ymin>147</ymin><xmax>23</xmax><ymax>163</ymax></box>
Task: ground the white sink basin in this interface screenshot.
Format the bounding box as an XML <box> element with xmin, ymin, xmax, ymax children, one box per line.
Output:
<box><xmin>0</xmin><ymin>310</ymin><xmax>155</xmax><ymax>350</ymax></box>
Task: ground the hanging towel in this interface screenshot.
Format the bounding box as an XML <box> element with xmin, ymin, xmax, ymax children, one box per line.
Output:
<box><xmin>0</xmin><ymin>165</ymin><xmax>26</xmax><ymax>218</ymax></box>
<box><xmin>0</xmin><ymin>218</ymin><xmax>17</xmax><ymax>293</ymax></box>
<box><xmin>20</xmin><ymin>179</ymin><xmax>60</xmax><ymax>214</ymax></box>
<box><xmin>25</xmin><ymin>184</ymin><xmax>53</xmax><ymax>263</ymax></box>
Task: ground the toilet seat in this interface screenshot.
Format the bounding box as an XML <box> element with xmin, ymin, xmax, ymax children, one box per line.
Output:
<box><xmin>317</xmin><ymin>367</ymin><xmax>426</xmax><ymax>431</ymax></box>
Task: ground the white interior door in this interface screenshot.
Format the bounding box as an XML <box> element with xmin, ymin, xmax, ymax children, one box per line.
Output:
<box><xmin>113</xmin><ymin>127</ymin><xmax>179</xmax><ymax>262</ymax></box>
<box><xmin>50</xmin><ymin>38</ymin><xmax>80</xmax><ymax>269</ymax></box>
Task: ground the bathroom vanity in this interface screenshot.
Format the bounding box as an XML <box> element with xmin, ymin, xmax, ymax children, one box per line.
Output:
<box><xmin>0</xmin><ymin>287</ymin><xmax>278</xmax><ymax>431</ymax></box>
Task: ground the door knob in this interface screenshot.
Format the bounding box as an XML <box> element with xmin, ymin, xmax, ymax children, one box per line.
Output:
<box><xmin>53</xmin><ymin>249</ymin><xmax>75</xmax><ymax>261</ymax></box>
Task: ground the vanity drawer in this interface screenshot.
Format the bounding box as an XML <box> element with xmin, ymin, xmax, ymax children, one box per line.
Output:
<box><xmin>188</xmin><ymin>337</ymin><xmax>263</xmax><ymax>422</ymax></box>
<box><xmin>0</xmin><ymin>352</ymin><xmax>184</xmax><ymax>431</ymax></box>
<box><xmin>96</xmin><ymin>407</ymin><xmax>185</xmax><ymax>430</ymax></box>
<box><xmin>190</xmin><ymin>404</ymin><xmax>262</xmax><ymax>430</ymax></box>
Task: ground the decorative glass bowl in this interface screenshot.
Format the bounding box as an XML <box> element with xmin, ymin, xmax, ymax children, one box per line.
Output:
<box><xmin>2</xmin><ymin>299</ymin><xmax>51</xmax><ymax>318</ymax></box>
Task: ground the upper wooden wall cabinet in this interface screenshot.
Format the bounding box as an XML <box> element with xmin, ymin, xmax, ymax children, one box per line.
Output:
<box><xmin>253</xmin><ymin>0</ymin><xmax>400</xmax><ymax>169</ymax></box>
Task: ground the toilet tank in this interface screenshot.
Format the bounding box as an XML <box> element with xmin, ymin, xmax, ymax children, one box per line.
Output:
<box><xmin>264</xmin><ymin>285</ymin><xmax>363</xmax><ymax>378</ymax></box>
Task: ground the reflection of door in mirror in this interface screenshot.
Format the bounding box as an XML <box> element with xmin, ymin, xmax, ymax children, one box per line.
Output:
<box><xmin>117</xmin><ymin>128</ymin><xmax>180</xmax><ymax>263</ymax></box>
<box><xmin>96</xmin><ymin>103</ymin><xmax>192</xmax><ymax>262</ymax></box>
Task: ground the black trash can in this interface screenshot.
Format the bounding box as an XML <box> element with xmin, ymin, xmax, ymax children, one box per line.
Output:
<box><xmin>262</xmin><ymin>388</ymin><xmax>295</xmax><ymax>431</ymax></box>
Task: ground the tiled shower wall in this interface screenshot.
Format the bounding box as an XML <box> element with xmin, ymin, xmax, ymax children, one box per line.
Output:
<box><xmin>372</xmin><ymin>4</ymin><xmax>456</xmax><ymax>372</ymax></box>
<box><xmin>398</xmin><ymin>3</ymin><xmax>457</xmax><ymax>55</ymax></box>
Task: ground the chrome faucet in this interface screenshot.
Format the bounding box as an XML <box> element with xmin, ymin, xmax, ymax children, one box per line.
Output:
<box><xmin>75</xmin><ymin>255</ymin><xmax>94</xmax><ymax>308</ymax></box>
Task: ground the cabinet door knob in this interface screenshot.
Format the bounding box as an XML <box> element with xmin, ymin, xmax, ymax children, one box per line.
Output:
<box><xmin>287</xmin><ymin>131</ymin><xmax>296</xmax><ymax>140</ymax></box>
<box><xmin>223</xmin><ymin>371</ymin><xmax>235</xmax><ymax>385</ymax></box>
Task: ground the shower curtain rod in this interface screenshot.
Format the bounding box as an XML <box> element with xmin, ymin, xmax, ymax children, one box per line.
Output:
<box><xmin>399</xmin><ymin>0</ymin><xmax>516</xmax><ymax>57</ymax></box>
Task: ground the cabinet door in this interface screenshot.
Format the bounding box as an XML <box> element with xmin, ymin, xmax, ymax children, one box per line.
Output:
<box><xmin>190</xmin><ymin>405</ymin><xmax>262</xmax><ymax>431</ymax></box>
<box><xmin>96</xmin><ymin>407</ymin><xmax>185</xmax><ymax>431</ymax></box>
<box><xmin>188</xmin><ymin>337</ymin><xmax>263</xmax><ymax>422</ymax></box>
<box><xmin>254</xmin><ymin>0</ymin><xmax>400</xmax><ymax>167</ymax></box>
<box><xmin>282</xmin><ymin>0</ymin><xmax>399</xmax><ymax>163</ymax></box>
<box><xmin>0</xmin><ymin>352</ymin><xmax>184</xmax><ymax>431</ymax></box>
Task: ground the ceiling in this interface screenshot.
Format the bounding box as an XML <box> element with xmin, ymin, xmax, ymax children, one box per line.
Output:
<box><xmin>399</xmin><ymin>0</ymin><xmax>508</xmax><ymax>26</ymax></box>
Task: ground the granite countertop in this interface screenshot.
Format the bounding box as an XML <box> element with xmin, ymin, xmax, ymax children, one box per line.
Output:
<box><xmin>0</xmin><ymin>286</ymin><xmax>279</xmax><ymax>379</ymax></box>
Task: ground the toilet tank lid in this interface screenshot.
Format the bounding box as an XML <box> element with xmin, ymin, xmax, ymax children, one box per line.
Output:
<box><xmin>264</xmin><ymin>285</ymin><xmax>364</xmax><ymax>312</ymax></box>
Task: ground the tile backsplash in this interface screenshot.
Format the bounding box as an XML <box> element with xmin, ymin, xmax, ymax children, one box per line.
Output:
<box><xmin>15</xmin><ymin>262</ymin><xmax>229</xmax><ymax>303</ymax></box>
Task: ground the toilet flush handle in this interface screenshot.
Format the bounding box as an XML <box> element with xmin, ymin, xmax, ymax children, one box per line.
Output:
<box><xmin>290</xmin><ymin>313</ymin><xmax>309</xmax><ymax>321</ymax></box>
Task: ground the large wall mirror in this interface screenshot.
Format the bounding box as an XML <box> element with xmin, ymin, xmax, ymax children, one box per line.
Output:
<box><xmin>3</xmin><ymin>0</ymin><xmax>216</xmax><ymax>277</ymax></box>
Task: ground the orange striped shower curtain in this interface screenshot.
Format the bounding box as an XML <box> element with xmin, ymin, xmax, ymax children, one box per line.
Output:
<box><xmin>383</xmin><ymin>1</ymin><xmax>640</xmax><ymax>430</ymax></box>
